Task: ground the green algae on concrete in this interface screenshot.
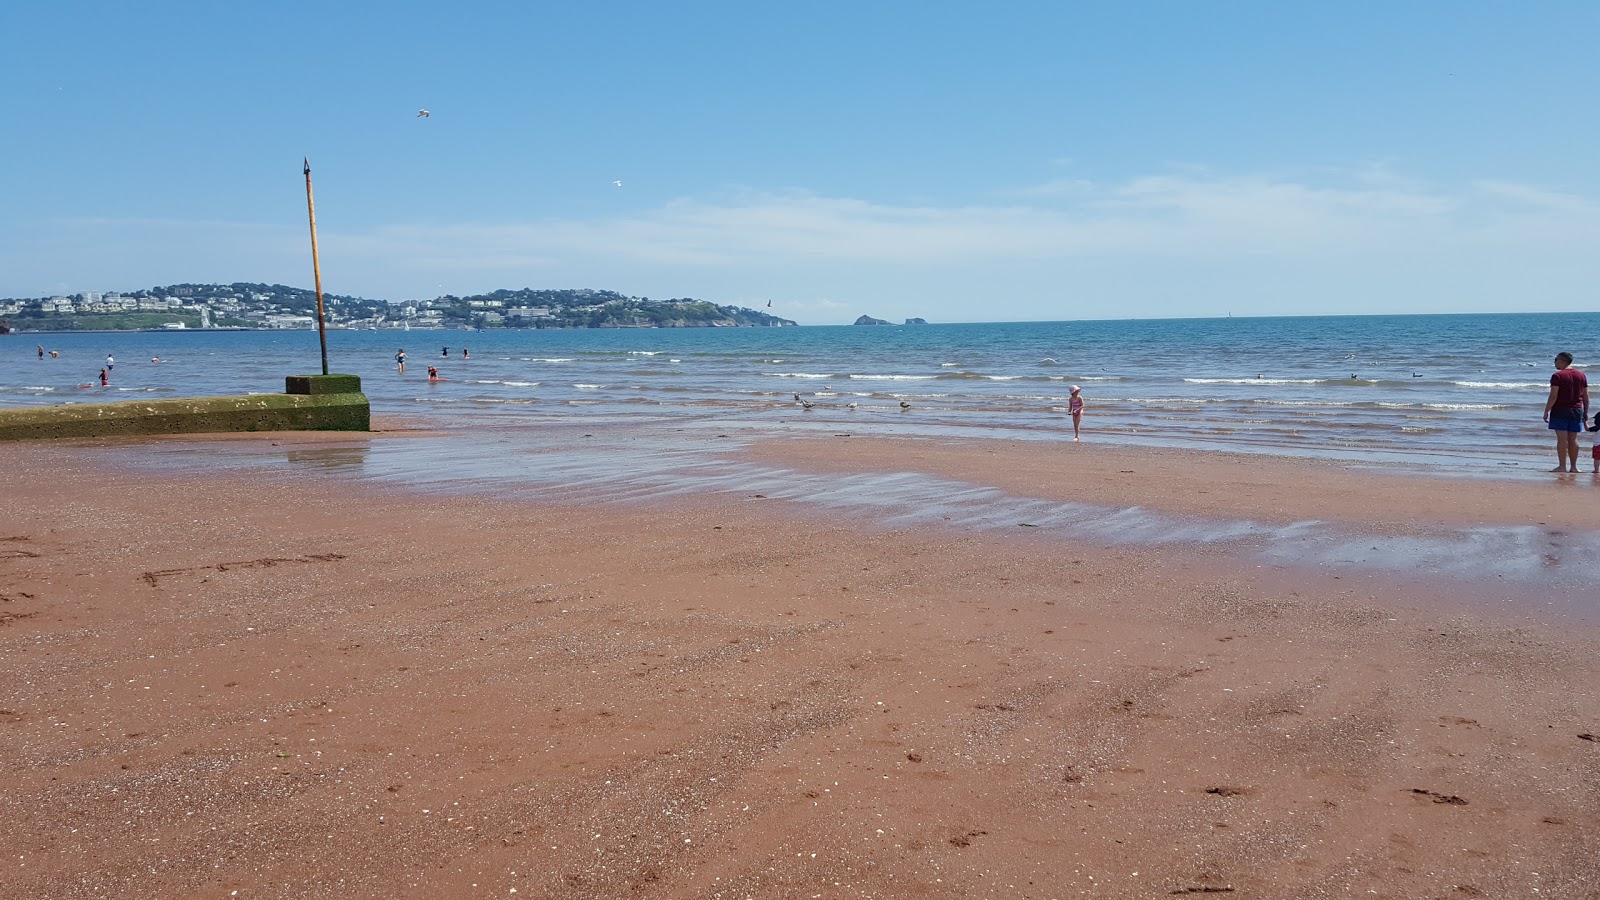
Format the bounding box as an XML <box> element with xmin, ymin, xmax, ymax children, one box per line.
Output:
<box><xmin>0</xmin><ymin>390</ymin><xmax>369</xmax><ymax>441</ymax></box>
<box><xmin>285</xmin><ymin>374</ymin><xmax>362</xmax><ymax>395</ymax></box>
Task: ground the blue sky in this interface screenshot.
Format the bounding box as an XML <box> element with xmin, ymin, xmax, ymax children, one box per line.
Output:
<box><xmin>2</xmin><ymin>1</ymin><xmax>1595</xmax><ymax>324</ymax></box>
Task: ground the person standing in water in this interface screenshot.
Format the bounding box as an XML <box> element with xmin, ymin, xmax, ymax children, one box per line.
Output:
<box><xmin>1068</xmin><ymin>384</ymin><xmax>1084</xmax><ymax>441</ymax></box>
<box><xmin>462</xmin><ymin>347</ymin><xmax>469</xmax><ymax>359</ymax></box>
<box><xmin>99</xmin><ymin>368</ymin><xmax>109</xmax><ymax>387</ymax></box>
<box><xmin>395</xmin><ymin>348</ymin><xmax>407</xmax><ymax>374</ymax></box>
<box><xmin>1544</xmin><ymin>351</ymin><xmax>1588</xmax><ymax>473</ymax></box>
<box><xmin>442</xmin><ymin>346</ymin><xmax>449</xmax><ymax>357</ymax></box>
<box><xmin>38</xmin><ymin>345</ymin><xmax>44</xmax><ymax>360</ymax></box>
<box><xmin>106</xmin><ymin>354</ymin><xmax>114</xmax><ymax>371</ymax></box>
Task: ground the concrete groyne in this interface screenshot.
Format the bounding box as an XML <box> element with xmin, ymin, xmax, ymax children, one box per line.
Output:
<box><xmin>0</xmin><ymin>374</ymin><xmax>369</xmax><ymax>441</ymax></box>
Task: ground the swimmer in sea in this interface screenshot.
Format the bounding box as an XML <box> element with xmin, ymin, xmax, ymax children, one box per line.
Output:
<box><xmin>395</xmin><ymin>349</ymin><xmax>407</xmax><ymax>373</ymax></box>
<box><xmin>99</xmin><ymin>368</ymin><xmax>108</xmax><ymax>387</ymax></box>
<box><xmin>462</xmin><ymin>347</ymin><xmax>469</xmax><ymax>359</ymax></box>
<box><xmin>427</xmin><ymin>365</ymin><xmax>440</xmax><ymax>381</ymax></box>
<box><xmin>442</xmin><ymin>347</ymin><xmax>449</xmax><ymax>357</ymax></box>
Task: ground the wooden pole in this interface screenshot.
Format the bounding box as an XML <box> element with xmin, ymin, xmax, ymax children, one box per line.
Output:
<box><xmin>303</xmin><ymin>157</ymin><xmax>330</xmax><ymax>376</ymax></box>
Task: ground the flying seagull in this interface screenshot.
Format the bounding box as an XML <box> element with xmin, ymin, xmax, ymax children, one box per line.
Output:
<box><xmin>766</xmin><ymin>299</ymin><xmax>772</xmax><ymax>308</ymax></box>
<box><xmin>417</xmin><ymin>109</ymin><xmax>430</xmax><ymax>117</ymax></box>
<box><xmin>612</xmin><ymin>180</ymin><xmax>622</xmax><ymax>187</ymax></box>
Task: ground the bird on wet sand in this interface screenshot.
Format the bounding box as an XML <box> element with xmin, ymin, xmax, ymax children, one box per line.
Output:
<box><xmin>899</xmin><ymin>400</ymin><xmax>911</xmax><ymax>409</ymax></box>
<box><xmin>847</xmin><ymin>402</ymin><xmax>858</xmax><ymax>410</ymax></box>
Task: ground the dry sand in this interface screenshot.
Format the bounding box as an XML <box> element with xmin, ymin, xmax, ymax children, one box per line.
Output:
<box><xmin>2</xmin><ymin>429</ymin><xmax>1598</xmax><ymax>899</ymax></box>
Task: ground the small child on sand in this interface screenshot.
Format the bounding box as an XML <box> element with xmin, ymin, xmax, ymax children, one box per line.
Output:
<box><xmin>1068</xmin><ymin>384</ymin><xmax>1084</xmax><ymax>441</ymax></box>
<box><xmin>1589</xmin><ymin>414</ymin><xmax>1600</xmax><ymax>474</ymax></box>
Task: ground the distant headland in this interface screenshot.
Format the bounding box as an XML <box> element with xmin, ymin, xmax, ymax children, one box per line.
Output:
<box><xmin>853</xmin><ymin>315</ymin><xmax>930</xmax><ymax>326</ymax></box>
<box><xmin>0</xmin><ymin>284</ymin><xmax>797</xmax><ymax>332</ymax></box>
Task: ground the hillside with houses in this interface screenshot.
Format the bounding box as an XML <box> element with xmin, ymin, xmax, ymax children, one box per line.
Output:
<box><xmin>0</xmin><ymin>284</ymin><xmax>796</xmax><ymax>331</ymax></box>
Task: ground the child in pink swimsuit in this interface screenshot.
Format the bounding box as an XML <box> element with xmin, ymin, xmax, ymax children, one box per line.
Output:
<box><xmin>1068</xmin><ymin>385</ymin><xmax>1084</xmax><ymax>442</ymax></box>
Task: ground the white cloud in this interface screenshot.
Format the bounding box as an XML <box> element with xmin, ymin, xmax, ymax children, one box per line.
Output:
<box><xmin>329</xmin><ymin>170</ymin><xmax>1587</xmax><ymax>273</ymax></box>
<box><xmin>1472</xmin><ymin>180</ymin><xmax>1597</xmax><ymax>214</ymax></box>
<box><xmin>7</xmin><ymin>166</ymin><xmax>1597</xmax><ymax>320</ymax></box>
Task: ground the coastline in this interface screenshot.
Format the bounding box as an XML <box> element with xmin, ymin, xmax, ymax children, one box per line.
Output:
<box><xmin>2</xmin><ymin>428</ymin><xmax>1598</xmax><ymax>897</ymax></box>
<box><xmin>5</xmin><ymin>314</ymin><xmax>1590</xmax><ymax>476</ymax></box>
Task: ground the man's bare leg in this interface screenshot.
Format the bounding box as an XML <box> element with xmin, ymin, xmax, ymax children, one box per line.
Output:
<box><xmin>1554</xmin><ymin>433</ymin><xmax>1572</xmax><ymax>472</ymax></box>
<box><xmin>1565</xmin><ymin>433</ymin><xmax>1581</xmax><ymax>472</ymax></box>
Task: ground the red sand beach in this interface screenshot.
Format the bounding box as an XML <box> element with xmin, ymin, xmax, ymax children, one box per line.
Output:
<box><xmin>2</xmin><ymin>426</ymin><xmax>1598</xmax><ymax>899</ymax></box>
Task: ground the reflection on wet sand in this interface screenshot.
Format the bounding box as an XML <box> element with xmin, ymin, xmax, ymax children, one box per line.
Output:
<box><xmin>110</xmin><ymin>424</ymin><xmax>1599</xmax><ymax>597</ymax></box>
<box><xmin>284</xmin><ymin>446</ymin><xmax>370</xmax><ymax>471</ymax></box>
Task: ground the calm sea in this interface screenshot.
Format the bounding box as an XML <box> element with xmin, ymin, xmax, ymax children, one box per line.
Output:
<box><xmin>4</xmin><ymin>313</ymin><xmax>1596</xmax><ymax>473</ymax></box>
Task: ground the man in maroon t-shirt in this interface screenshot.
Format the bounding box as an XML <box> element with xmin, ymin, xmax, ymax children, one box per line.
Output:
<box><xmin>1543</xmin><ymin>351</ymin><xmax>1589</xmax><ymax>473</ymax></box>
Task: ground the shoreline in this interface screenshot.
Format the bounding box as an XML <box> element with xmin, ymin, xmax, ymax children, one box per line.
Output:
<box><xmin>5</xmin><ymin>314</ymin><xmax>1587</xmax><ymax>476</ymax></box>
<box><xmin>2</xmin><ymin>429</ymin><xmax>1598</xmax><ymax>897</ymax></box>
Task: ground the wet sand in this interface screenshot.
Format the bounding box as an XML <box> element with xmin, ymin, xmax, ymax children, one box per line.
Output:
<box><xmin>2</xmin><ymin>428</ymin><xmax>1598</xmax><ymax>899</ymax></box>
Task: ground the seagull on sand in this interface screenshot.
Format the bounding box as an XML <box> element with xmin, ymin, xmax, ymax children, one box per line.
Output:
<box><xmin>846</xmin><ymin>402</ymin><xmax>858</xmax><ymax>410</ymax></box>
<box><xmin>417</xmin><ymin>109</ymin><xmax>430</xmax><ymax>117</ymax></box>
<box><xmin>799</xmin><ymin>399</ymin><xmax>815</xmax><ymax>409</ymax></box>
<box><xmin>899</xmin><ymin>400</ymin><xmax>911</xmax><ymax>409</ymax></box>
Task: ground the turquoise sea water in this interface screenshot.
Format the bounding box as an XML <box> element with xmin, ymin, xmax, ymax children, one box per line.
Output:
<box><xmin>4</xmin><ymin>313</ymin><xmax>1597</xmax><ymax>473</ymax></box>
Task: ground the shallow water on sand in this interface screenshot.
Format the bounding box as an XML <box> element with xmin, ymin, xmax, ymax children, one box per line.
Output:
<box><xmin>110</xmin><ymin>422</ymin><xmax>1598</xmax><ymax>600</ymax></box>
